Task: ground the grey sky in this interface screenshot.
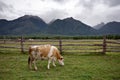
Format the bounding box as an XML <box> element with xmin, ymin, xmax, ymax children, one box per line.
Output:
<box><xmin>0</xmin><ymin>0</ymin><xmax>120</xmax><ymax>26</ymax></box>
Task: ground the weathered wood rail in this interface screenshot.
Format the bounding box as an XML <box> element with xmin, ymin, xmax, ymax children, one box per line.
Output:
<box><xmin>0</xmin><ymin>36</ymin><xmax>120</xmax><ymax>54</ymax></box>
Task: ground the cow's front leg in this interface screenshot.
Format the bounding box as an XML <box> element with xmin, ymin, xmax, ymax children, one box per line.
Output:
<box><xmin>52</xmin><ymin>59</ymin><xmax>56</xmax><ymax>67</ymax></box>
<box><xmin>33</xmin><ymin>60</ymin><xmax>37</xmax><ymax>71</ymax></box>
<box><xmin>47</xmin><ymin>58</ymin><xmax>52</xmax><ymax>69</ymax></box>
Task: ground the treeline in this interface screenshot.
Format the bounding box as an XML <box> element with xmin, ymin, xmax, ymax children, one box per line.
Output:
<box><xmin>0</xmin><ymin>35</ymin><xmax>120</xmax><ymax>39</ymax></box>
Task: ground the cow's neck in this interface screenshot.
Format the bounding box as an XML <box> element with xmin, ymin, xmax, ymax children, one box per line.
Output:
<box><xmin>56</xmin><ymin>53</ymin><xmax>61</xmax><ymax>60</ymax></box>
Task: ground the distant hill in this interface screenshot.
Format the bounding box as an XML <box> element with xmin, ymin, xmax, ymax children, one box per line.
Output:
<box><xmin>93</xmin><ymin>22</ymin><xmax>105</xmax><ymax>30</ymax></box>
<box><xmin>0</xmin><ymin>15</ymin><xmax>47</xmax><ymax>35</ymax></box>
<box><xmin>47</xmin><ymin>17</ymin><xmax>97</xmax><ymax>35</ymax></box>
<box><xmin>0</xmin><ymin>15</ymin><xmax>120</xmax><ymax>35</ymax></box>
<box><xmin>99</xmin><ymin>21</ymin><xmax>120</xmax><ymax>35</ymax></box>
<box><xmin>0</xmin><ymin>19</ymin><xmax>9</xmax><ymax>35</ymax></box>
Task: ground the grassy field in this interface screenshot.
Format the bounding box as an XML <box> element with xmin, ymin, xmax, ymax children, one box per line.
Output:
<box><xmin>0</xmin><ymin>51</ymin><xmax>120</xmax><ymax>80</ymax></box>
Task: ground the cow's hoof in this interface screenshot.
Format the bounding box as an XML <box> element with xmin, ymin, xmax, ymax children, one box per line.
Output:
<box><xmin>34</xmin><ymin>68</ymin><xmax>38</xmax><ymax>71</ymax></box>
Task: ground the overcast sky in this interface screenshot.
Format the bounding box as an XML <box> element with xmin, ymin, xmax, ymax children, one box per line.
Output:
<box><xmin>0</xmin><ymin>0</ymin><xmax>120</xmax><ymax>26</ymax></box>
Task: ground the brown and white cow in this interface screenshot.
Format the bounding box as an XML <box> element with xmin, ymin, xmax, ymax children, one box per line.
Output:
<box><xmin>28</xmin><ymin>44</ymin><xmax>64</xmax><ymax>70</ymax></box>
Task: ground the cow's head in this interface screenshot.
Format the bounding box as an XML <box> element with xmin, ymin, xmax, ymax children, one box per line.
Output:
<box><xmin>58</xmin><ymin>56</ymin><xmax>64</xmax><ymax>66</ymax></box>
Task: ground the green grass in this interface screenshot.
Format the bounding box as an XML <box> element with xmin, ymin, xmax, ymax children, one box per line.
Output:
<box><xmin>0</xmin><ymin>51</ymin><xmax>120</xmax><ymax>80</ymax></box>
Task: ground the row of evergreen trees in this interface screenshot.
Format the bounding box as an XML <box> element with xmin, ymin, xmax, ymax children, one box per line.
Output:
<box><xmin>0</xmin><ymin>35</ymin><xmax>120</xmax><ymax>39</ymax></box>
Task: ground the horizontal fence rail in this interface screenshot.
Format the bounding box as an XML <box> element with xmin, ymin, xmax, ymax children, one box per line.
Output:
<box><xmin>0</xmin><ymin>36</ymin><xmax>120</xmax><ymax>54</ymax></box>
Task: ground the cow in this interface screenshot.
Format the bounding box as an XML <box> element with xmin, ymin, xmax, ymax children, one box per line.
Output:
<box><xmin>28</xmin><ymin>44</ymin><xmax>64</xmax><ymax>70</ymax></box>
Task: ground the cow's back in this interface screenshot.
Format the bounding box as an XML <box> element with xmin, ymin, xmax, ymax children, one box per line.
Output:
<box><xmin>36</xmin><ymin>45</ymin><xmax>51</xmax><ymax>57</ymax></box>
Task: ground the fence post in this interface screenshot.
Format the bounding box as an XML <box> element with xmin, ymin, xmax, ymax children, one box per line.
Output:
<box><xmin>102</xmin><ymin>36</ymin><xmax>106</xmax><ymax>54</ymax></box>
<box><xmin>3</xmin><ymin>36</ymin><xmax>6</xmax><ymax>44</ymax></box>
<box><xmin>20</xmin><ymin>36</ymin><xmax>24</xmax><ymax>53</ymax></box>
<box><xmin>59</xmin><ymin>39</ymin><xmax>62</xmax><ymax>54</ymax></box>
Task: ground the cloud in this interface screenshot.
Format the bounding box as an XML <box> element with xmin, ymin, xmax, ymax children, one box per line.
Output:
<box><xmin>0</xmin><ymin>0</ymin><xmax>16</xmax><ymax>19</ymax></box>
<box><xmin>0</xmin><ymin>0</ymin><xmax>120</xmax><ymax>26</ymax></box>
<box><xmin>53</xmin><ymin>0</ymin><xmax>65</xmax><ymax>3</ymax></box>
<box><xmin>40</xmin><ymin>9</ymin><xmax>68</xmax><ymax>23</ymax></box>
<box><xmin>74</xmin><ymin>0</ymin><xmax>120</xmax><ymax>26</ymax></box>
<box><xmin>0</xmin><ymin>1</ymin><xmax>14</xmax><ymax>12</ymax></box>
<box><xmin>0</xmin><ymin>1</ymin><xmax>7</xmax><ymax>11</ymax></box>
<box><xmin>105</xmin><ymin>6</ymin><xmax>120</xmax><ymax>22</ymax></box>
<box><xmin>105</xmin><ymin>0</ymin><xmax>120</xmax><ymax>7</ymax></box>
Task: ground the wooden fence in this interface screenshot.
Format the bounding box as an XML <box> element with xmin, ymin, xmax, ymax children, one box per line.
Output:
<box><xmin>0</xmin><ymin>36</ymin><xmax>120</xmax><ymax>54</ymax></box>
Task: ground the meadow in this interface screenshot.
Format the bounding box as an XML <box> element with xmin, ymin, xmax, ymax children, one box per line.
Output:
<box><xmin>0</xmin><ymin>39</ymin><xmax>120</xmax><ymax>80</ymax></box>
<box><xmin>0</xmin><ymin>51</ymin><xmax>120</xmax><ymax>80</ymax></box>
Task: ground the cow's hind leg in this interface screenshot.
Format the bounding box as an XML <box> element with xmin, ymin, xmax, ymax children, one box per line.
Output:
<box><xmin>47</xmin><ymin>58</ymin><xmax>52</xmax><ymax>69</ymax></box>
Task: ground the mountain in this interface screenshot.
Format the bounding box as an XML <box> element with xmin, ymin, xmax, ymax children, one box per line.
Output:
<box><xmin>0</xmin><ymin>15</ymin><xmax>120</xmax><ymax>36</ymax></box>
<box><xmin>0</xmin><ymin>19</ymin><xmax>9</xmax><ymax>35</ymax></box>
<box><xmin>47</xmin><ymin>17</ymin><xmax>97</xmax><ymax>35</ymax></box>
<box><xmin>94</xmin><ymin>22</ymin><xmax>105</xmax><ymax>30</ymax></box>
<box><xmin>99</xmin><ymin>21</ymin><xmax>120</xmax><ymax>35</ymax></box>
<box><xmin>0</xmin><ymin>15</ymin><xmax>47</xmax><ymax>35</ymax></box>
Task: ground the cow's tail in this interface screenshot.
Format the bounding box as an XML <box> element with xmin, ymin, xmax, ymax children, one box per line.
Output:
<box><xmin>28</xmin><ymin>56</ymin><xmax>31</xmax><ymax>66</ymax></box>
<box><xmin>28</xmin><ymin>47</ymin><xmax>32</xmax><ymax>69</ymax></box>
